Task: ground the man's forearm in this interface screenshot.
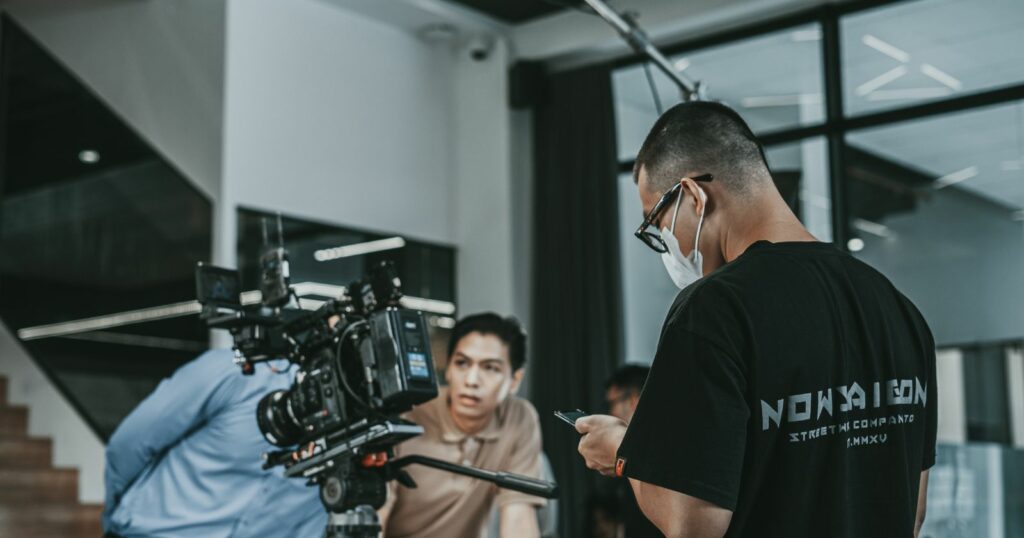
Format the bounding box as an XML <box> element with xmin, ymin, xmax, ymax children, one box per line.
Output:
<box><xmin>500</xmin><ymin>503</ymin><xmax>540</xmax><ymax>538</ymax></box>
<box><xmin>629</xmin><ymin>478</ymin><xmax>732</xmax><ymax>538</ymax></box>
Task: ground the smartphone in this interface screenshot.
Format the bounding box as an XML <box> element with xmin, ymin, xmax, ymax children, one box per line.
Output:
<box><xmin>554</xmin><ymin>409</ymin><xmax>588</xmax><ymax>427</ymax></box>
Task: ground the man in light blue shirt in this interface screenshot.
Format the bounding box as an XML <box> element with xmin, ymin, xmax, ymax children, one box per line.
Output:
<box><xmin>102</xmin><ymin>349</ymin><xmax>326</xmax><ymax>537</ymax></box>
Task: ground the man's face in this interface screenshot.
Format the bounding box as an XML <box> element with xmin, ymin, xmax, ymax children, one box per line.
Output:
<box><xmin>445</xmin><ymin>332</ymin><xmax>523</xmax><ymax>421</ymax></box>
<box><xmin>606</xmin><ymin>385</ymin><xmax>640</xmax><ymax>424</ymax></box>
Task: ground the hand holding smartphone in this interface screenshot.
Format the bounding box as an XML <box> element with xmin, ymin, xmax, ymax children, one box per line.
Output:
<box><xmin>554</xmin><ymin>409</ymin><xmax>588</xmax><ymax>428</ymax></box>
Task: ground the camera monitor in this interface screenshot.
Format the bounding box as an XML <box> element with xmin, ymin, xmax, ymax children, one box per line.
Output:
<box><xmin>195</xmin><ymin>263</ymin><xmax>242</xmax><ymax>308</ymax></box>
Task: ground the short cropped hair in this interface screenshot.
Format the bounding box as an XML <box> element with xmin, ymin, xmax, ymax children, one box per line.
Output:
<box><xmin>606</xmin><ymin>364</ymin><xmax>651</xmax><ymax>394</ymax></box>
<box><xmin>634</xmin><ymin>101</ymin><xmax>770</xmax><ymax>194</ymax></box>
<box><xmin>448</xmin><ymin>312</ymin><xmax>527</xmax><ymax>371</ymax></box>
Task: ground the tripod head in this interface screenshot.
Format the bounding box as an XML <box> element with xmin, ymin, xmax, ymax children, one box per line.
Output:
<box><xmin>263</xmin><ymin>417</ymin><xmax>558</xmax><ymax>537</ymax></box>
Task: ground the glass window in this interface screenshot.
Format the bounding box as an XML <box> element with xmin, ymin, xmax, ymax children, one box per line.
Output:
<box><xmin>842</xmin><ymin>0</ymin><xmax>1024</xmax><ymax>116</ymax></box>
<box><xmin>613</xmin><ymin>23</ymin><xmax>825</xmax><ymax>161</ymax></box>
<box><xmin>765</xmin><ymin>137</ymin><xmax>833</xmax><ymax>242</ymax></box>
<box><xmin>844</xmin><ymin>100</ymin><xmax>1024</xmax><ymax>347</ymax></box>
<box><xmin>962</xmin><ymin>344</ymin><xmax>1013</xmax><ymax>444</ymax></box>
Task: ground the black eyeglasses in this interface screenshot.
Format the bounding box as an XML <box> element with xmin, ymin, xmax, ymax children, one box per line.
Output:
<box><xmin>634</xmin><ymin>174</ymin><xmax>713</xmax><ymax>253</ymax></box>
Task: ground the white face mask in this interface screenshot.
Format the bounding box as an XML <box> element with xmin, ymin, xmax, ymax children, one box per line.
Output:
<box><xmin>659</xmin><ymin>186</ymin><xmax>706</xmax><ymax>290</ymax></box>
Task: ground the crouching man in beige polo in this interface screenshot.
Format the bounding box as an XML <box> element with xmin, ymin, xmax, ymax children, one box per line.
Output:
<box><xmin>378</xmin><ymin>313</ymin><xmax>546</xmax><ymax>538</ymax></box>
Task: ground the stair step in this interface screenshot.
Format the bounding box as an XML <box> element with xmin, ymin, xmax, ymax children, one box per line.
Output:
<box><xmin>0</xmin><ymin>407</ymin><xmax>27</xmax><ymax>438</ymax></box>
<box><xmin>0</xmin><ymin>502</ymin><xmax>102</xmax><ymax>537</ymax></box>
<box><xmin>0</xmin><ymin>468</ymin><xmax>78</xmax><ymax>503</ymax></box>
<box><xmin>0</xmin><ymin>438</ymin><xmax>52</xmax><ymax>468</ymax></box>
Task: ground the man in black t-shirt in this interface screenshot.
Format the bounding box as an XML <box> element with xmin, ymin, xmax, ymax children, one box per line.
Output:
<box><xmin>575</xmin><ymin>102</ymin><xmax>936</xmax><ymax>538</ymax></box>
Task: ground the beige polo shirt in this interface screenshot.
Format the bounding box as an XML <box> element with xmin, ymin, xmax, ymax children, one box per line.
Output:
<box><xmin>385</xmin><ymin>387</ymin><xmax>546</xmax><ymax>538</ymax></box>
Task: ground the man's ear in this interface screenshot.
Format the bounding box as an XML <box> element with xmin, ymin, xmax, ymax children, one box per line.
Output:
<box><xmin>680</xmin><ymin>177</ymin><xmax>708</xmax><ymax>218</ymax></box>
<box><xmin>509</xmin><ymin>367</ymin><xmax>525</xmax><ymax>395</ymax></box>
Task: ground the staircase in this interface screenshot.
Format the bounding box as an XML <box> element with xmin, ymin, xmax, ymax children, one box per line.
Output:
<box><xmin>0</xmin><ymin>377</ymin><xmax>102</xmax><ymax>538</ymax></box>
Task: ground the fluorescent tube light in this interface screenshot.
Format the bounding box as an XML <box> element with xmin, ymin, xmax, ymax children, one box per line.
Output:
<box><xmin>314</xmin><ymin>237</ymin><xmax>406</xmax><ymax>262</ymax></box>
<box><xmin>862</xmin><ymin>35</ymin><xmax>910</xmax><ymax>63</ymax></box>
<box><xmin>934</xmin><ymin>166</ymin><xmax>978</xmax><ymax>189</ymax></box>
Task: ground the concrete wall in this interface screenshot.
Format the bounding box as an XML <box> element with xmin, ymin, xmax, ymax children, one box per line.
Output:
<box><xmin>220</xmin><ymin>0</ymin><xmax>519</xmax><ymax>319</ymax></box>
<box><xmin>0</xmin><ymin>0</ymin><xmax>225</xmax><ymax>201</ymax></box>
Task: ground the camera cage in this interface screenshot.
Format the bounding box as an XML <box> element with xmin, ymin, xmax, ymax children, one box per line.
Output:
<box><xmin>195</xmin><ymin>237</ymin><xmax>556</xmax><ymax>538</ymax></box>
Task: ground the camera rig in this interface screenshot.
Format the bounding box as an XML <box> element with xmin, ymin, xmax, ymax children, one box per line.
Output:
<box><xmin>195</xmin><ymin>227</ymin><xmax>556</xmax><ymax>537</ymax></box>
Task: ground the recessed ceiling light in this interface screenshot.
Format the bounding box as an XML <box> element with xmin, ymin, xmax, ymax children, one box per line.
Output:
<box><xmin>847</xmin><ymin>238</ymin><xmax>865</xmax><ymax>252</ymax></box>
<box><xmin>78</xmin><ymin>149</ymin><xmax>101</xmax><ymax>164</ymax></box>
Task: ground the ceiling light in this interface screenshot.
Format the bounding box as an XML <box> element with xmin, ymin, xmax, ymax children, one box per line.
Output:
<box><xmin>791</xmin><ymin>28</ymin><xmax>821</xmax><ymax>42</ymax></box>
<box><xmin>920</xmin><ymin>64</ymin><xmax>962</xmax><ymax>91</ymax></box>
<box><xmin>855</xmin><ymin>66</ymin><xmax>908</xmax><ymax>96</ymax></box>
<box><xmin>399</xmin><ymin>296</ymin><xmax>457</xmax><ymax>316</ymax></box>
<box><xmin>78</xmin><ymin>149</ymin><xmax>101</xmax><ymax>164</ymax></box>
<box><xmin>314</xmin><ymin>236</ymin><xmax>406</xmax><ymax>262</ymax></box>
<box><xmin>853</xmin><ymin>218</ymin><xmax>893</xmax><ymax>238</ymax></box>
<box><xmin>673</xmin><ymin>58</ymin><xmax>690</xmax><ymax>72</ymax></box>
<box><xmin>429</xmin><ymin>316</ymin><xmax>457</xmax><ymax>329</ymax></box>
<box><xmin>847</xmin><ymin>238</ymin><xmax>865</xmax><ymax>252</ymax></box>
<box><xmin>934</xmin><ymin>166</ymin><xmax>978</xmax><ymax>189</ymax></box>
<box><xmin>741</xmin><ymin>94</ymin><xmax>822</xmax><ymax>108</ymax></box>
<box><xmin>866</xmin><ymin>87</ymin><xmax>953</xmax><ymax>101</ymax></box>
<box><xmin>862</xmin><ymin>35</ymin><xmax>910</xmax><ymax>63</ymax></box>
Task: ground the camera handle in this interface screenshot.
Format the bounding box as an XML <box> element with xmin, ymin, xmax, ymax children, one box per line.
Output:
<box><xmin>390</xmin><ymin>455</ymin><xmax>559</xmax><ymax>499</ymax></box>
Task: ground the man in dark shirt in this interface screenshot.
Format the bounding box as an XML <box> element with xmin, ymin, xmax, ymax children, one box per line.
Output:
<box><xmin>576</xmin><ymin>101</ymin><xmax>936</xmax><ymax>538</ymax></box>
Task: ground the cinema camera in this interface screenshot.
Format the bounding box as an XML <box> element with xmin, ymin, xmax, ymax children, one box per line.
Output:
<box><xmin>195</xmin><ymin>227</ymin><xmax>557</xmax><ymax>538</ymax></box>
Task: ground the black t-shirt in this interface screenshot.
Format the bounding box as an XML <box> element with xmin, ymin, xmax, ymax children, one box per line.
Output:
<box><xmin>617</xmin><ymin>241</ymin><xmax>937</xmax><ymax>538</ymax></box>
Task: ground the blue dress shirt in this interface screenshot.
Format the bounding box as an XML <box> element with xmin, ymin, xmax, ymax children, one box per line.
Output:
<box><xmin>102</xmin><ymin>349</ymin><xmax>327</xmax><ymax>537</ymax></box>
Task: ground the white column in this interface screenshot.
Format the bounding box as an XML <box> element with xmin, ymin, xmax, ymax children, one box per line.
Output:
<box><xmin>936</xmin><ymin>348</ymin><xmax>967</xmax><ymax>443</ymax></box>
<box><xmin>1006</xmin><ymin>347</ymin><xmax>1024</xmax><ymax>449</ymax></box>
<box><xmin>798</xmin><ymin>101</ymin><xmax>831</xmax><ymax>242</ymax></box>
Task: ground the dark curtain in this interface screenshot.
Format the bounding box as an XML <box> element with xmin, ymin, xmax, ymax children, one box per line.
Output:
<box><xmin>531</xmin><ymin>64</ymin><xmax>622</xmax><ymax>538</ymax></box>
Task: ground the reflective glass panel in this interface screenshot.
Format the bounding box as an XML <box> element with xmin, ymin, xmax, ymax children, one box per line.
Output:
<box><xmin>614</xmin><ymin>24</ymin><xmax>825</xmax><ymax>161</ymax></box>
<box><xmin>843</xmin><ymin>0</ymin><xmax>1024</xmax><ymax>116</ymax></box>
<box><xmin>765</xmin><ymin>137</ymin><xmax>833</xmax><ymax>242</ymax></box>
<box><xmin>845</xmin><ymin>101</ymin><xmax>1024</xmax><ymax>347</ymax></box>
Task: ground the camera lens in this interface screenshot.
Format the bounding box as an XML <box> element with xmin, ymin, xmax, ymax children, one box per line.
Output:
<box><xmin>256</xmin><ymin>390</ymin><xmax>303</xmax><ymax>447</ymax></box>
